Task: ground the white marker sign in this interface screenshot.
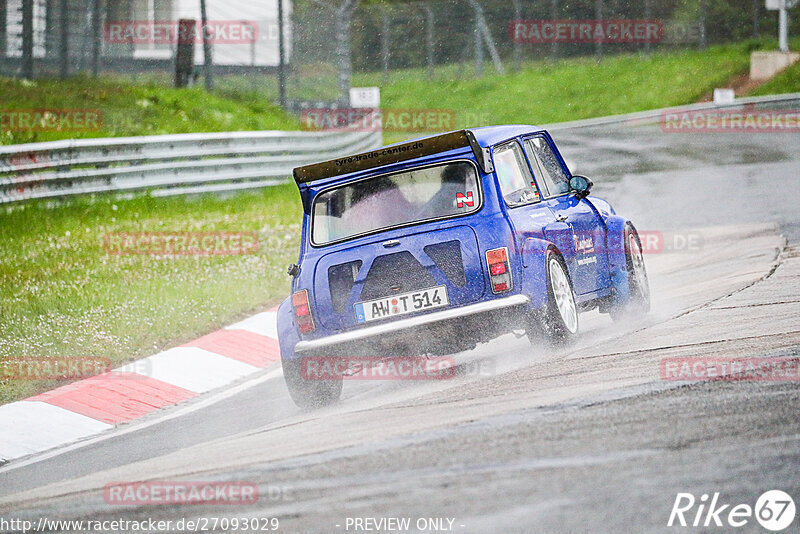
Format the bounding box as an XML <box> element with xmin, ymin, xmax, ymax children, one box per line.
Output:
<box><xmin>713</xmin><ymin>89</ymin><xmax>735</xmax><ymax>105</ymax></box>
<box><xmin>350</xmin><ymin>87</ymin><xmax>381</xmax><ymax>108</ymax></box>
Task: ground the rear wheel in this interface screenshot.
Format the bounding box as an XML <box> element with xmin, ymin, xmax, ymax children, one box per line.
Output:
<box><xmin>528</xmin><ymin>251</ymin><xmax>579</xmax><ymax>344</ymax></box>
<box><xmin>282</xmin><ymin>357</ymin><xmax>343</xmax><ymax>409</ymax></box>
<box><xmin>611</xmin><ymin>225</ymin><xmax>651</xmax><ymax>321</ymax></box>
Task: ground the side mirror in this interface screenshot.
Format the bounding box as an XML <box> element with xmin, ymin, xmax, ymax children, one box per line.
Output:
<box><xmin>570</xmin><ymin>175</ymin><xmax>593</xmax><ymax>199</ymax></box>
<box><xmin>287</xmin><ymin>264</ymin><xmax>300</xmax><ymax>277</ymax></box>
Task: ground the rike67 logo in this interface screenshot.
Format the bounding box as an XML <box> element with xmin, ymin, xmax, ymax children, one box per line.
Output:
<box><xmin>668</xmin><ymin>490</ymin><xmax>796</xmax><ymax>531</ymax></box>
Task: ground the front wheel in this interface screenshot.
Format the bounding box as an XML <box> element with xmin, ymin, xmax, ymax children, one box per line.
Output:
<box><xmin>282</xmin><ymin>357</ymin><xmax>343</xmax><ymax>409</ymax></box>
<box><xmin>528</xmin><ymin>251</ymin><xmax>579</xmax><ymax>344</ymax></box>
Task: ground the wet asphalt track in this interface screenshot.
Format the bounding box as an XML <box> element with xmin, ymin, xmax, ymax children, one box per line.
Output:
<box><xmin>0</xmin><ymin>119</ymin><xmax>799</xmax><ymax>533</ymax></box>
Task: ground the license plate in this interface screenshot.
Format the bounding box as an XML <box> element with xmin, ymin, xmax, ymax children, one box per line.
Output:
<box><xmin>354</xmin><ymin>286</ymin><xmax>449</xmax><ymax>324</ymax></box>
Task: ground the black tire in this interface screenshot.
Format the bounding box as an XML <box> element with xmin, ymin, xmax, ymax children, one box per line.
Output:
<box><xmin>611</xmin><ymin>225</ymin><xmax>651</xmax><ymax>321</ymax></box>
<box><xmin>528</xmin><ymin>251</ymin><xmax>579</xmax><ymax>345</ymax></box>
<box><xmin>282</xmin><ymin>357</ymin><xmax>343</xmax><ymax>409</ymax></box>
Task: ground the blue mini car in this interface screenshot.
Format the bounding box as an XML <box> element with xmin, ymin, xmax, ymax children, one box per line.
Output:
<box><xmin>278</xmin><ymin>126</ymin><xmax>649</xmax><ymax>408</ymax></box>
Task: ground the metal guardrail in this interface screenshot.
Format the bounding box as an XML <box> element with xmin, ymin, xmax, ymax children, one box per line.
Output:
<box><xmin>545</xmin><ymin>92</ymin><xmax>800</xmax><ymax>131</ymax></box>
<box><xmin>2</xmin><ymin>92</ymin><xmax>797</xmax><ymax>205</ymax></box>
<box><xmin>0</xmin><ymin>130</ymin><xmax>383</xmax><ymax>204</ymax></box>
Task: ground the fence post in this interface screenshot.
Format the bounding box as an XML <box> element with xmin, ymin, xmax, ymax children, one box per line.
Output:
<box><xmin>332</xmin><ymin>0</ymin><xmax>359</xmax><ymax>105</ymax></box>
<box><xmin>474</xmin><ymin>12</ymin><xmax>483</xmax><ymax>77</ymax></box>
<box><xmin>469</xmin><ymin>0</ymin><xmax>504</xmax><ymax>75</ymax></box>
<box><xmin>699</xmin><ymin>0</ymin><xmax>707</xmax><ymax>49</ymax></box>
<box><xmin>594</xmin><ymin>0</ymin><xmax>603</xmax><ymax>59</ymax></box>
<box><xmin>59</xmin><ymin>0</ymin><xmax>68</xmax><ymax>78</ymax></box>
<box><xmin>643</xmin><ymin>0</ymin><xmax>651</xmax><ymax>55</ymax></box>
<box><xmin>45</xmin><ymin>0</ymin><xmax>55</xmax><ymax>57</ymax></box>
<box><xmin>278</xmin><ymin>0</ymin><xmax>287</xmax><ymax>109</ymax></box>
<box><xmin>753</xmin><ymin>0</ymin><xmax>760</xmax><ymax>38</ymax></box>
<box><xmin>550</xmin><ymin>0</ymin><xmax>559</xmax><ymax>59</ymax></box>
<box><xmin>778</xmin><ymin>1</ymin><xmax>789</xmax><ymax>52</ymax></box>
<box><xmin>381</xmin><ymin>8</ymin><xmax>390</xmax><ymax>83</ymax></box>
<box><xmin>22</xmin><ymin>0</ymin><xmax>34</xmax><ymax>78</ymax></box>
<box><xmin>511</xmin><ymin>0</ymin><xmax>521</xmax><ymax>71</ymax></box>
<box><xmin>200</xmin><ymin>0</ymin><xmax>214</xmax><ymax>91</ymax></box>
<box><xmin>91</xmin><ymin>0</ymin><xmax>102</xmax><ymax>77</ymax></box>
<box><xmin>175</xmin><ymin>19</ymin><xmax>194</xmax><ymax>87</ymax></box>
<box><xmin>424</xmin><ymin>4</ymin><xmax>435</xmax><ymax>81</ymax></box>
<box><xmin>0</xmin><ymin>0</ymin><xmax>6</xmax><ymax>60</ymax></box>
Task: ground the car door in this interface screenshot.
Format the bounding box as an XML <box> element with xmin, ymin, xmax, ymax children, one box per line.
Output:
<box><xmin>492</xmin><ymin>141</ymin><xmax>573</xmax><ymax>295</ymax></box>
<box><xmin>523</xmin><ymin>135</ymin><xmax>611</xmax><ymax>296</ymax></box>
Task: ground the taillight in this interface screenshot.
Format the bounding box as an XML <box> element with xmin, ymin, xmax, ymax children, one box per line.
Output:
<box><xmin>292</xmin><ymin>290</ymin><xmax>316</xmax><ymax>334</ymax></box>
<box><xmin>486</xmin><ymin>247</ymin><xmax>513</xmax><ymax>294</ymax></box>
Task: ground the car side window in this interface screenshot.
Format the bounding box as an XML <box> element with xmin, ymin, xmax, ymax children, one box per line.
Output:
<box><xmin>493</xmin><ymin>142</ymin><xmax>541</xmax><ymax>208</ymax></box>
<box><xmin>524</xmin><ymin>137</ymin><xmax>570</xmax><ymax>197</ymax></box>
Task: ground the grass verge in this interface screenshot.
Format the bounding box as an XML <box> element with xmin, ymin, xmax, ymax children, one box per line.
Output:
<box><xmin>356</xmin><ymin>42</ymin><xmax>755</xmax><ymax>143</ymax></box>
<box><xmin>0</xmin><ymin>188</ymin><xmax>300</xmax><ymax>404</ymax></box>
<box><xmin>0</xmin><ymin>75</ymin><xmax>299</xmax><ymax>145</ymax></box>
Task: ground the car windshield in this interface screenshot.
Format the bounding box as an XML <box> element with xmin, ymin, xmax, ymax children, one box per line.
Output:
<box><xmin>312</xmin><ymin>161</ymin><xmax>480</xmax><ymax>245</ymax></box>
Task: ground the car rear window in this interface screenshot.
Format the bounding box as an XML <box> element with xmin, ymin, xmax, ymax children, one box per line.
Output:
<box><xmin>311</xmin><ymin>161</ymin><xmax>481</xmax><ymax>245</ymax></box>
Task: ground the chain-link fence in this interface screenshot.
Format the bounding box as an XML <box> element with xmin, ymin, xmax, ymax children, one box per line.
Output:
<box><xmin>0</xmin><ymin>0</ymin><xmax>796</xmax><ymax>106</ymax></box>
<box><xmin>287</xmin><ymin>0</ymin><xmax>795</xmax><ymax>107</ymax></box>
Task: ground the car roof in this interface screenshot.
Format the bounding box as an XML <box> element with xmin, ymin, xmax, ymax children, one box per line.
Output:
<box><xmin>293</xmin><ymin>125</ymin><xmax>547</xmax><ymax>190</ymax></box>
<box><xmin>452</xmin><ymin>124</ymin><xmax>547</xmax><ymax>148</ymax></box>
<box><xmin>381</xmin><ymin>125</ymin><xmax>546</xmax><ymax>151</ymax></box>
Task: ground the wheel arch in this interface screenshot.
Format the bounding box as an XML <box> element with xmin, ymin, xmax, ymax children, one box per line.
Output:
<box><xmin>605</xmin><ymin>215</ymin><xmax>637</xmax><ymax>305</ymax></box>
<box><xmin>520</xmin><ymin>237</ymin><xmax>565</xmax><ymax>311</ymax></box>
<box><xmin>277</xmin><ymin>296</ymin><xmax>302</xmax><ymax>362</ymax></box>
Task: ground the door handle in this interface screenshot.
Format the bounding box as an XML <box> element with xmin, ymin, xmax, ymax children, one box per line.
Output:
<box><xmin>556</xmin><ymin>214</ymin><xmax>569</xmax><ymax>222</ymax></box>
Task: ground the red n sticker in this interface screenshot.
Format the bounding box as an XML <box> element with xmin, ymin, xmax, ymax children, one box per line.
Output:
<box><xmin>456</xmin><ymin>192</ymin><xmax>474</xmax><ymax>208</ymax></box>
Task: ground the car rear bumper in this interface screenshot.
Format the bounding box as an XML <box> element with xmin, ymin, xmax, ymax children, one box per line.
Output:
<box><xmin>294</xmin><ymin>294</ymin><xmax>530</xmax><ymax>355</ymax></box>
